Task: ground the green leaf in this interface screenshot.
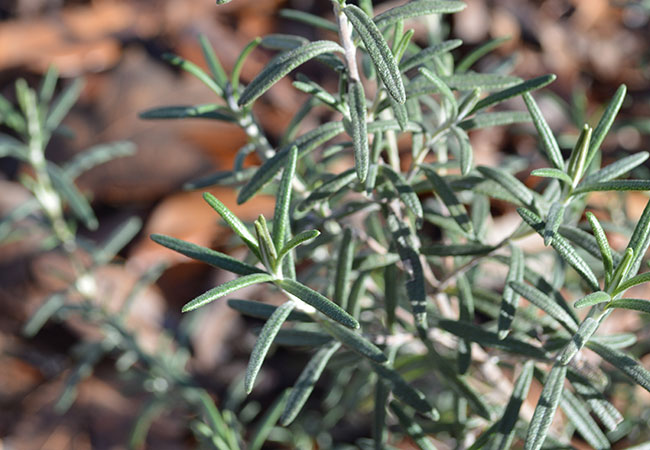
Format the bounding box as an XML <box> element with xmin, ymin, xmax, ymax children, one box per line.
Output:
<box><xmin>246</xmin><ymin>301</ymin><xmax>295</xmax><ymax>393</ymax></box>
<box><xmin>572</xmin><ymin>179</ymin><xmax>650</xmax><ymax>196</ymax></box>
<box><xmin>418</xmin><ymin>67</ymin><xmax>458</xmax><ymax>118</ymax></box>
<box><xmin>373</xmin><ymin>378</ymin><xmax>390</xmax><ymax>449</ymax></box>
<box><xmin>231</xmin><ymin>37</ymin><xmax>262</xmax><ymax>94</ymax></box>
<box><xmin>614</xmin><ymin>271</ymin><xmax>650</xmax><ymax>295</ymax></box>
<box><xmin>458</xmin><ymin>111</ymin><xmax>531</xmax><ymax>130</ymax></box>
<box><xmin>238</xmin><ymin>121</ymin><xmax>345</xmax><ymax>203</ymax></box>
<box><xmin>275</xmin><ymin>279</ymin><xmax>359</xmax><ymax>329</ymax></box>
<box><xmin>162</xmin><ymin>53</ymin><xmax>223</xmax><ymax>97</ymax></box>
<box><xmin>422</xmin><ymin>243</ymin><xmax>495</xmax><ymax>256</ymax></box>
<box><xmin>63</xmin><ymin>141</ymin><xmax>136</xmax><ymax>179</ymax></box>
<box><xmin>271</xmin><ymin>328</ymin><xmax>332</xmax><ymax>347</ymax></box>
<box><xmin>249</xmin><ymin>390</ymin><xmax>290</xmax><ymax>450</ymax></box>
<box><xmin>389</xmin><ymin>402</ymin><xmax>436</xmax><ymax>450</ymax></box>
<box><xmin>498</xmin><ymin>244</ymin><xmax>524</xmax><ymax>340</ymax></box>
<box><xmin>23</xmin><ymin>293</ymin><xmax>65</xmax><ymax>337</ymax></box>
<box><xmin>492</xmin><ymin>361</ymin><xmax>535</xmax><ymax>450</ymax></box>
<box><xmin>567</xmin><ymin>369</ymin><xmax>623</xmax><ymax>432</ymax></box>
<box><xmin>543</xmin><ymin>202</ymin><xmax>565</xmax><ymax>246</ymax></box>
<box><xmin>457</xmin><ymin>274</ymin><xmax>474</xmax><ymax>374</ymax></box>
<box><xmin>281</xmin><ymin>342</ymin><xmax>341</xmax><ymax>425</ymax></box>
<box><xmin>182</xmin><ymin>273</ymin><xmax>274</xmax><ymax>312</ymax></box>
<box><xmin>344</xmin><ymin>5</ymin><xmax>405</xmax><ymax>104</ymax></box>
<box><xmin>272</xmin><ymin>145</ymin><xmax>297</xmax><ymax>249</ymax></box>
<box><xmin>626</xmin><ymin>199</ymin><xmax>650</xmax><ymax>277</ymax></box>
<box><xmin>441</xmin><ymin>73</ymin><xmax>521</xmax><ymax>91</ymax></box>
<box><xmin>607</xmin><ymin>298</ymin><xmax>650</xmax><ymax>314</ymax></box>
<box><xmin>198</xmin><ymin>34</ymin><xmax>228</xmax><ymax>88</ymax></box>
<box><xmin>255</xmin><ymin>215</ymin><xmax>278</xmax><ymax>270</ymax></box>
<box><xmin>477</xmin><ymin>166</ymin><xmax>534</xmax><ymax>207</ymax></box>
<box><xmin>139</xmin><ymin>104</ymin><xmax>236</xmax><ymax>122</ymax></box>
<box><xmin>334</xmin><ymin>228</ymin><xmax>354</xmax><ymax>309</ymax></box>
<box><xmin>451</xmin><ymin>125</ymin><xmax>473</xmax><ymax>175</ymax></box>
<box><xmin>522</xmin><ymin>92</ymin><xmax>564</xmax><ymax>170</ymax></box>
<box><xmin>517</xmin><ymin>208</ymin><xmax>600</xmax><ymax>290</ymax></box>
<box><xmin>609</xmin><ymin>248</ymin><xmax>635</xmax><ymax>292</ymax></box>
<box><xmin>151</xmin><ymin>234</ymin><xmax>264</xmax><ymax>275</ymax></box>
<box><xmin>384</xmin><ymin>264</ymin><xmax>398</xmax><ymax>332</ymax></box>
<box><xmin>558</xmin><ymin>224</ymin><xmax>621</xmax><ymax>268</ymax></box>
<box><xmin>400</xmin><ymin>39</ymin><xmax>463</xmax><ymax>72</ymax></box>
<box><xmin>557</xmin><ymin>315</ymin><xmax>601</xmax><ymax>365</ymax></box>
<box><xmin>589</xmin><ymin>333</ymin><xmax>636</xmax><ymax>349</ymax></box>
<box><xmin>580</xmin><ymin>152</ymin><xmax>649</xmax><ymax>186</ymax></box>
<box><xmin>278</xmin><ymin>9</ymin><xmax>338</xmax><ymax>33</ymax></box>
<box><xmin>374</xmin><ymin>0</ymin><xmax>466</xmax><ymax>28</ymax></box>
<box><xmin>472</xmin><ymin>74</ymin><xmax>556</xmax><ymax>114</ymax></box>
<box><xmin>299</xmin><ymin>169</ymin><xmax>357</xmax><ymax>211</ymax></box>
<box><xmin>524</xmin><ymin>364</ymin><xmax>568</xmax><ymax>450</ymax></box>
<box><xmin>436</xmin><ymin>319</ymin><xmax>548</xmax><ymax>359</ymax></box>
<box><xmin>348</xmin><ymin>80</ymin><xmax>370</xmax><ymax>181</ymax></box>
<box><xmin>530</xmin><ymin>168</ymin><xmax>572</xmax><ymax>186</ymax></box>
<box><xmin>227</xmin><ymin>299</ymin><xmax>313</xmax><ymax>322</ymax></box>
<box><xmin>277</xmin><ymin>229</ymin><xmax>320</xmax><ymax>264</ymax></box>
<box><xmin>293</xmin><ymin>78</ymin><xmax>347</xmax><ymax>114</ymax></box>
<box><xmin>560</xmin><ymin>389</ymin><xmax>610</xmax><ymax>450</ymax></box>
<box><xmin>262</xmin><ymin>34</ymin><xmax>309</xmax><ymax>51</ymax></box>
<box><xmin>46</xmin><ymin>78</ymin><xmax>84</xmax><ymax>132</ymax></box>
<box><xmin>320</xmin><ymin>320</ymin><xmax>387</xmax><ymax>363</ymax></box>
<box><xmin>238</xmin><ymin>40</ymin><xmax>344</xmax><ymax>107</ymax></box>
<box><xmin>574</xmin><ymin>291</ymin><xmax>610</xmax><ymax>309</ymax></box>
<box><xmin>456</xmin><ymin>36</ymin><xmax>510</xmax><ymax>73</ymax></box>
<box><xmin>46</xmin><ymin>163</ymin><xmax>98</xmax><ymax>230</ymax></box>
<box><xmin>380</xmin><ymin>165</ymin><xmax>423</xmax><ymax>225</ymax></box>
<box><xmin>509</xmin><ymin>281</ymin><xmax>578</xmax><ymax>333</ymax></box>
<box><xmin>587</xmin><ymin>341</ymin><xmax>650</xmax><ymax>393</ymax></box>
<box><xmin>584</xmin><ymin>84</ymin><xmax>626</xmax><ymax>170</ymax></box>
<box><xmin>203</xmin><ymin>192</ymin><xmax>261</xmax><ymax>258</ymax></box>
<box><xmin>422</xmin><ymin>167</ymin><xmax>474</xmax><ymax>236</ymax></box>
<box><xmin>370</xmin><ymin>362</ymin><xmax>437</xmax><ymax>416</ymax></box>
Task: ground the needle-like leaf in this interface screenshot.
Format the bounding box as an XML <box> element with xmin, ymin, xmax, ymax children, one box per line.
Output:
<box><xmin>374</xmin><ymin>0</ymin><xmax>466</xmax><ymax>28</ymax></box>
<box><xmin>522</xmin><ymin>92</ymin><xmax>564</xmax><ymax>170</ymax></box>
<box><xmin>524</xmin><ymin>364</ymin><xmax>567</xmax><ymax>450</ymax></box>
<box><xmin>246</xmin><ymin>301</ymin><xmax>296</xmax><ymax>393</ymax></box>
<box><xmin>272</xmin><ymin>145</ymin><xmax>298</xmax><ymax>249</ymax></box>
<box><xmin>347</xmin><ymin>80</ymin><xmax>370</xmax><ymax>182</ymax></box>
<box><xmin>181</xmin><ymin>273</ymin><xmax>274</xmax><ymax>312</ymax></box>
<box><xmin>344</xmin><ymin>5</ymin><xmax>405</xmax><ymax>104</ymax></box>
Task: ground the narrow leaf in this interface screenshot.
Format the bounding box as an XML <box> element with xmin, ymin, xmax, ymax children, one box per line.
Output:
<box><xmin>580</xmin><ymin>152</ymin><xmax>649</xmax><ymax>186</ymax></box>
<box><xmin>530</xmin><ymin>168</ymin><xmax>572</xmax><ymax>186</ymax></box>
<box><xmin>281</xmin><ymin>342</ymin><xmax>341</xmax><ymax>425</ymax></box>
<box><xmin>400</xmin><ymin>39</ymin><xmax>463</xmax><ymax>72</ymax></box>
<box><xmin>276</xmin><ymin>279</ymin><xmax>359</xmax><ymax>329</ymax></box>
<box><xmin>46</xmin><ymin>163</ymin><xmax>98</xmax><ymax>230</ymax></box>
<box><xmin>458</xmin><ymin>111</ymin><xmax>531</xmax><ymax>130</ymax></box>
<box><xmin>203</xmin><ymin>192</ymin><xmax>260</xmax><ymax>257</ymax></box>
<box><xmin>272</xmin><ymin>145</ymin><xmax>297</xmax><ymax>249</ymax></box>
<box><xmin>246</xmin><ymin>301</ymin><xmax>296</xmax><ymax>393</ymax></box>
<box><xmin>456</xmin><ymin>36</ymin><xmax>510</xmax><ymax>73</ymax></box>
<box><xmin>422</xmin><ymin>243</ymin><xmax>495</xmax><ymax>256</ymax></box>
<box><xmin>370</xmin><ymin>362</ymin><xmax>437</xmax><ymax>416</ymax></box>
<box><xmin>498</xmin><ymin>244</ymin><xmax>524</xmax><ymax>339</ymax></box>
<box><xmin>509</xmin><ymin>281</ymin><xmax>578</xmax><ymax>333</ymax></box>
<box><xmin>418</xmin><ymin>67</ymin><xmax>458</xmax><ymax>117</ymax></box>
<box><xmin>560</xmin><ymin>390</ymin><xmax>610</xmax><ymax>450</ymax></box>
<box><xmin>334</xmin><ymin>228</ymin><xmax>354</xmax><ymax>308</ymax></box>
<box><xmin>572</xmin><ymin>179</ymin><xmax>650</xmax><ymax>196</ymax></box>
<box><xmin>374</xmin><ymin>0</ymin><xmax>466</xmax><ymax>28</ymax></box>
<box><xmin>46</xmin><ymin>78</ymin><xmax>84</xmax><ymax>132</ymax></box>
<box><xmin>238</xmin><ymin>40</ymin><xmax>344</xmax><ymax>107</ymax></box>
<box><xmin>422</xmin><ymin>167</ymin><xmax>474</xmax><ymax>236</ymax></box>
<box><xmin>492</xmin><ymin>361</ymin><xmax>535</xmax><ymax>450</ymax></box>
<box><xmin>477</xmin><ymin>166</ymin><xmax>534</xmax><ymax>207</ymax></box>
<box><xmin>320</xmin><ymin>320</ymin><xmax>387</xmax><ymax>363</ymax></box>
<box><xmin>139</xmin><ymin>104</ymin><xmax>235</xmax><ymax>122</ymax></box>
<box><xmin>568</xmin><ymin>369</ymin><xmax>623</xmax><ymax>432</ymax></box>
<box><xmin>249</xmin><ymin>390</ymin><xmax>290</xmax><ymax>450</ymax></box>
<box><xmin>472</xmin><ymin>74</ymin><xmax>556</xmax><ymax>113</ymax></box>
<box><xmin>585</xmin><ymin>84</ymin><xmax>626</xmax><ymax>170</ymax></box>
<box><xmin>543</xmin><ymin>202</ymin><xmax>565</xmax><ymax>246</ymax></box>
<box><xmin>574</xmin><ymin>291</ymin><xmax>610</xmax><ymax>309</ymax></box>
<box><xmin>607</xmin><ymin>298</ymin><xmax>650</xmax><ymax>314</ymax></box>
<box><xmin>524</xmin><ymin>364</ymin><xmax>568</xmax><ymax>450</ymax></box>
<box><xmin>198</xmin><ymin>34</ymin><xmax>228</xmax><ymax>88</ymax></box>
<box><xmin>348</xmin><ymin>80</ymin><xmax>370</xmax><ymax>181</ymax></box>
<box><xmin>182</xmin><ymin>273</ymin><xmax>274</xmax><ymax>312</ymax></box>
<box><xmin>523</xmin><ymin>92</ymin><xmax>564</xmax><ymax>170</ymax></box>
<box><xmin>451</xmin><ymin>125</ymin><xmax>473</xmax><ymax>175</ymax></box>
<box><xmin>587</xmin><ymin>341</ymin><xmax>650</xmax><ymax>393</ymax></box>
<box><xmin>277</xmin><ymin>229</ymin><xmax>320</xmax><ymax>263</ymax></box>
<box><xmin>162</xmin><ymin>54</ymin><xmax>223</xmax><ymax>97</ymax></box>
<box><xmin>278</xmin><ymin>9</ymin><xmax>338</xmax><ymax>32</ymax></box>
<box><xmin>614</xmin><ymin>271</ymin><xmax>650</xmax><ymax>295</ymax></box>
<box><xmin>344</xmin><ymin>5</ymin><xmax>405</xmax><ymax>103</ymax></box>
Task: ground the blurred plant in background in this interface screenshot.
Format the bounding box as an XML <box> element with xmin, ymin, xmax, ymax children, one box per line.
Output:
<box><xmin>1</xmin><ymin>0</ymin><xmax>650</xmax><ymax>448</ymax></box>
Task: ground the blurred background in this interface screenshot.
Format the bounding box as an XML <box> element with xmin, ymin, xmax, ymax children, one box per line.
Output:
<box><xmin>1</xmin><ymin>0</ymin><xmax>649</xmax><ymax>448</ymax></box>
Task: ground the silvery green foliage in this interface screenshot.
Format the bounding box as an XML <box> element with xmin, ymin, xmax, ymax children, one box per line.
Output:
<box><xmin>142</xmin><ymin>0</ymin><xmax>650</xmax><ymax>448</ymax></box>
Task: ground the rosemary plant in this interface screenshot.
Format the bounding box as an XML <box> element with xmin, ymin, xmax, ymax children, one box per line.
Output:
<box><xmin>6</xmin><ymin>0</ymin><xmax>643</xmax><ymax>448</ymax></box>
